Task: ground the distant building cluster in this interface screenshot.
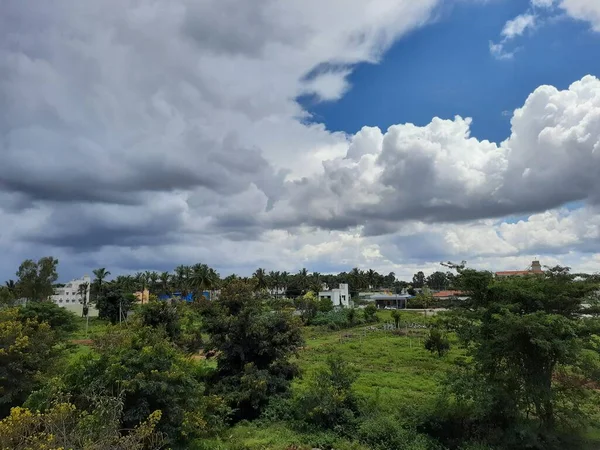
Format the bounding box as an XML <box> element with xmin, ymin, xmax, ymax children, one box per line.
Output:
<box><xmin>318</xmin><ymin>283</ymin><xmax>350</xmax><ymax>308</ymax></box>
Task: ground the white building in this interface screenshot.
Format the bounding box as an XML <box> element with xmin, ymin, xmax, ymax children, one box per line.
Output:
<box><xmin>319</xmin><ymin>283</ymin><xmax>350</xmax><ymax>308</ymax></box>
<box><xmin>50</xmin><ymin>275</ymin><xmax>98</xmax><ymax>317</ymax></box>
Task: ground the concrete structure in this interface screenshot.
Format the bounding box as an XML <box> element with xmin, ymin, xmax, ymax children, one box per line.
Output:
<box><xmin>495</xmin><ymin>260</ymin><xmax>544</xmax><ymax>277</ymax></box>
<box><xmin>319</xmin><ymin>283</ymin><xmax>350</xmax><ymax>308</ymax></box>
<box><xmin>374</xmin><ymin>294</ymin><xmax>412</xmax><ymax>309</ymax></box>
<box><xmin>50</xmin><ymin>275</ymin><xmax>98</xmax><ymax>317</ymax></box>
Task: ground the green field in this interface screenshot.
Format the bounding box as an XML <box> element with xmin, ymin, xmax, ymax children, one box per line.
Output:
<box><xmin>194</xmin><ymin>311</ymin><xmax>459</xmax><ymax>450</ymax></box>
<box><xmin>65</xmin><ymin>311</ymin><xmax>600</xmax><ymax>450</ymax></box>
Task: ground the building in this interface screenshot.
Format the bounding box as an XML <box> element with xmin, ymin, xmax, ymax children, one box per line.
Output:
<box><xmin>133</xmin><ymin>289</ymin><xmax>151</xmax><ymax>304</ymax></box>
<box><xmin>432</xmin><ymin>290</ymin><xmax>468</xmax><ymax>301</ymax></box>
<box><xmin>495</xmin><ymin>260</ymin><xmax>544</xmax><ymax>277</ymax></box>
<box><xmin>50</xmin><ymin>275</ymin><xmax>98</xmax><ymax>317</ymax></box>
<box><xmin>319</xmin><ymin>283</ymin><xmax>350</xmax><ymax>308</ymax></box>
<box><xmin>373</xmin><ymin>294</ymin><xmax>411</xmax><ymax>309</ymax></box>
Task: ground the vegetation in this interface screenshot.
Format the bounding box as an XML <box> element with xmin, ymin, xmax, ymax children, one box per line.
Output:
<box><xmin>1</xmin><ymin>257</ymin><xmax>599</xmax><ymax>449</ymax></box>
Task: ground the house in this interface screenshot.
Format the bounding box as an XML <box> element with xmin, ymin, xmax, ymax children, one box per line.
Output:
<box><xmin>50</xmin><ymin>275</ymin><xmax>98</xmax><ymax>317</ymax></box>
<box><xmin>432</xmin><ymin>290</ymin><xmax>468</xmax><ymax>301</ymax></box>
<box><xmin>373</xmin><ymin>294</ymin><xmax>412</xmax><ymax>309</ymax></box>
<box><xmin>495</xmin><ymin>260</ymin><xmax>544</xmax><ymax>277</ymax></box>
<box><xmin>319</xmin><ymin>283</ymin><xmax>350</xmax><ymax>308</ymax></box>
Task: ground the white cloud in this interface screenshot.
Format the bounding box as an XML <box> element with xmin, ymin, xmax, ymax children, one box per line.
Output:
<box><xmin>560</xmin><ymin>0</ymin><xmax>600</xmax><ymax>31</ymax></box>
<box><xmin>502</xmin><ymin>14</ymin><xmax>537</xmax><ymax>39</ymax></box>
<box><xmin>273</xmin><ymin>75</ymin><xmax>600</xmax><ymax>232</ymax></box>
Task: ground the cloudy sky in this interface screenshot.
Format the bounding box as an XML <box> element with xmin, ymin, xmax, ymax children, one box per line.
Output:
<box><xmin>2</xmin><ymin>0</ymin><xmax>600</xmax><ymax>282</ymax></box>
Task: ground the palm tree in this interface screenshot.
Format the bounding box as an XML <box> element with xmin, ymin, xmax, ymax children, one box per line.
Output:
<box><xmin>148</xmin><ymin>271</ymin><xmax>159</xmax><ymax>294</ymax></box>
<box><xmin>366</xmin><ymin>269</ymin><xmax>377</xmax><ymax>290</ymax></box>
<box><xmin>253</xmin><ymin>268</ymin><xmax>268</xmax><ymax>291</ymax></box>
<box><xmin>280</xmin><ymin>271</ymin><xmax>290</xmax><ymax>297</ymax></box>
<box><xmin>296</xmin><ymin>268</ymin><xmax>309</xmax><ymax>295</ymax></box>
<box><xmin>4</xmin><ymin>280</ymin><xmax>16</xmax><ymax>295</ymax></box>
<box><xmin>174</xmin><ymin>265</ymin><xmax>191</xmax><ymax>296</ymax></box>
<box><xmin>92</xmin><ymin>268</ymin><xmax>111</xmax><ymax>299</ymax></box>
<box><xmin>159</xmin><ymin>271</ymin><xmax>171</xmax><ymax>297</ymax></box>
<box><xmin>310</xmin><ymin>272</ymin><xmax>323</xmax><ymax>293</ymax></box>
<box><xmin>77</xmin><ymin>282</ymin><xmax>90</xmax><ymax>318</ymax></box>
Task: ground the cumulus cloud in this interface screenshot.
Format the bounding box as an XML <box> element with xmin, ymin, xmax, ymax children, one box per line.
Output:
<box><xmin>272</xmin><ymin>75</ymin><xmax>600</xmax><ymax>232</ymax></box>
<box><xmin>2</xmin><ymin>0</ymin><xmax>600</xmax><ymax>281</ymax></box>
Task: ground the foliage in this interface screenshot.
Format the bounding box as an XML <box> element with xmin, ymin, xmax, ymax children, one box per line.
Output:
<box><xmin>294</xmin><ymin>356</ymin><xmax>360</xmax><ymax>431</ymax></box>
<box><xmin>363</xmin><ymin>304</ymin><xmax>379</xmax><ymax>323</ymax></box>
<box><xmin>205</xmin><ymin>280</ymin><xmax>304</xmax><ymax>421</ymax></box>
<box><xmin>311</xmin><ymin>309</ymin><xmax>365</xmax><ymax>330</ymax></box>
<box><xmin>0</xmin><ymin>398</ymin><xmax>165</xmax><ymax>450</ymax></box>
<box><xmin>391</xmin><ymin>310</ymin><xmax>402</xmax><ymax>328</ymax></box>
<box><xmin>95</xmin><ymin>286</ymin><xmax>136</xmax><ymax>324</ymax></box>
<box><xmin>357</xmin><ymin>415</ymin><xmax>439</xmax><ymax>450</ymax></box>
<box><xmin>53</xmin><ymin>326</ymin><xmax>225</xmax><ymax>441</ymax></box>
<box><xmin>137</xmin><ymin>300</ymin><xmax>203</xmax><ymax>353</ymax></box>
<box><xmin>318</xmin><ymin>296</ymin><xmax>334</xmax><ymax>313</ymax></box>
<box><xmin>15</xmin><ymin>257</ymin><xmax>59</xmax><ymax>302</ymax></box>
<box><xmin>295</xmin><ymin>291</ymin><xmax>319</xmax><ymax>322</ymax></box>
<box><xmin>18</xmin><ymin>301</ymin><xmax>78</xmax><ymax>337</ymax></box>
<box><xmin>0</xmin><ymin>308</ymin><xmax>62</xmax><ymax>418</ymax></box>
<box><xmin>439</xmin><ymin>270</ymin><xmax>600</xmax><ymax>448</ymax></box>
<box><xmin>424</xmin><ymin>328</ymin><xmax>450</xmax><ymax>357</ymax></box>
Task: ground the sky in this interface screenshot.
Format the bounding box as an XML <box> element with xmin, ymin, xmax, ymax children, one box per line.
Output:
<box><xmin>2</xmin><ymin>0</ymin><xmax>600</xmax><ymax>282</ymax></box>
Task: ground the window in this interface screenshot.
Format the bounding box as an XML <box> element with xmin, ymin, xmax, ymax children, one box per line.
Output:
<box><xmin>59</xmin><ymin>299</ymin><xmax>63</xmax><ymax>303</ymax></box>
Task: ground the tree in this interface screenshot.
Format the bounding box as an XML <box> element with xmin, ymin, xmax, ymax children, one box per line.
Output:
<box><xmin>92</xmin><ymin>268</ymin><xmax>111</xmax><ymax>299</ymax></box>
<box><xmin>424</xmin><ymin>327</ymin><xmax>450</xmax><ymax>357</ymax></box>
<box><xmin>18</xmin><ymin>301</ymin><xmax>78</xmax><ymax>338</ymax></box>
<box><xmin>426</xmin><ymin>271</ymin><xmax>449</xmax><ymax>291</ymax></box>
<box><xmin>443</xmin><ymin>270</ymin><xmax>599</xmax><ymax>446</ymax></box>
<box><xmin>77</xmin><ymin>282</ymin><xmax>90</xmax><ymax>318</ymax></box>
<box><xmin>0</xmin><ymin>308</ymin><xmax>62</xmax><ymax>417</ymax></box>
<box><xmin>391</xmin><ymin>310</ymin><xmax>402</xmax><ymax>329</ymax></box>
<box><xmin>57</xmin><ymin>326</ymin><xmax>225</xmax><ymax>441</ymax></box>
<box><xmin>95</xmin><ymin>286</ymin><xmax>135</xmax><ymax>324</ymax></box>
<box><xmin>205</xmin><ymin>280</ymin><xmax>303</xmax><ymax>421</ymax></box>
<box><xmin>412</xmin><ymin>271</ymin><xmax>425</xmax><ymax>289</ymax></box>
<box><xmin>0</xmin><ymin>398</ymin><xmax>165</xmax><ymax>450</ymax></box>
<box><xmin>15</xmin><ymin>257</ymin><xmax>59</xmax><ymax>302</ymax></box>
<box><xmin>159</xmin><ymin>271</ymin><xmax>171</xmax><ymax>296</ymax></box>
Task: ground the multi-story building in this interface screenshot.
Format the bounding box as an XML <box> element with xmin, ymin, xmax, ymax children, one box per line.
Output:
<box><xmin>50</xmin><ymin>275</ymin><xmax>98</xmax><ymax>317</ymax></box>
<box><xmin>319</xmin><ymin>283</ymin><xmax>351</xmax><ymax>308</ymax></box>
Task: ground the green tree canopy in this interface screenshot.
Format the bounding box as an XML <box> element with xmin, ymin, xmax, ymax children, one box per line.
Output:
<box><xmin>15</xmin><ymin>257</ymin><xmax>59</xmax><ymax>302</ymax></box>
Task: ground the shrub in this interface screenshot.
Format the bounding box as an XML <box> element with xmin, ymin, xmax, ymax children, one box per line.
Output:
<box><xmin>0</xmin><ymin>398</ymin><xmax>165</xmax><ymax>450</ymax></box>
<box><xmin>424</xmin><ymin>328</ymin><xmax>450</xmax><ymax>357</ymax></box>
<box><xmin>358</xmin><ymin>415</ymin><xmax>439</xmax><ymax>450</ymax></box>
<box><xmin>0</xmin><ymin>308</ymin><xmax>62</xmax><ymax>418</ymax></box>
<box><xmin>55</xmin><ymin>326</ymin><xmax>225</xmax><ymax>442</ymax></box>
<box><xmin>294</xmin><ymin>356</ymin><xmax>360</xmax><ymax>432</ymax></box>
<box><xmin>363</xmin><ymin>304</ymin><xmax>378</xmax><ymax>323</ymax></box>
<box><xmin>18</xmin><ymin>301</ymin><xmax>78</xmax><ymax>337</ymax></box>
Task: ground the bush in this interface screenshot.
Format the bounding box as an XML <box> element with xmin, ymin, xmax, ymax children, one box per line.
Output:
<box><xmin>294</xmin><ymin>356</ymin><xmax>360</xmax><ymax>432</ymax></box>
<box><xmin>53</xmin><ymin>326</ymin><xmax>226</xmax><ymax>442</ymax></box>
<box><xmin>358</xmin><ymin>415</ymin><xmax>439</xmax><ymax>450</ymax></box>
<box><xmin>424</xmin><ymin>328</ymin><xmax>450</xmax><ymax>357</ymax></box>
<box><xmin>0</xmin><ymin>308</ymin><xmax>62</xmax><ymax>418</ymax></box>
<box><xmin>363</xmin><ymin>304</ymin><xmax>378</xmax><ymax>323</ymax></box>
<box><xmin>0</xmin><ymin>398</ymin><xmax>165</xmax><ymax>450</ymax></box>
<box><xmin>18</xmin><ymin>301</ymin><xmax>78</xmax><ymax>337</ymax></box>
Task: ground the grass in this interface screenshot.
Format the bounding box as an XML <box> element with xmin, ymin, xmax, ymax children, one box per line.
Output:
<box><xmin>69</xmin><ymin>316</ymin><xmax>110</xmax><ymax>340</ymax></box>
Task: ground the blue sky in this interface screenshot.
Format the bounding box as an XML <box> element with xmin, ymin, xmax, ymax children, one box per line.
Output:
<box><xmin>303</xmin><ymin>0</ymin><xmax>600</xmax><ymax>143</ymax></box>
<box><xmin>3</xmin><ymin>0</ymin><xmax>600</xmax><ymax>282</ymax></box>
